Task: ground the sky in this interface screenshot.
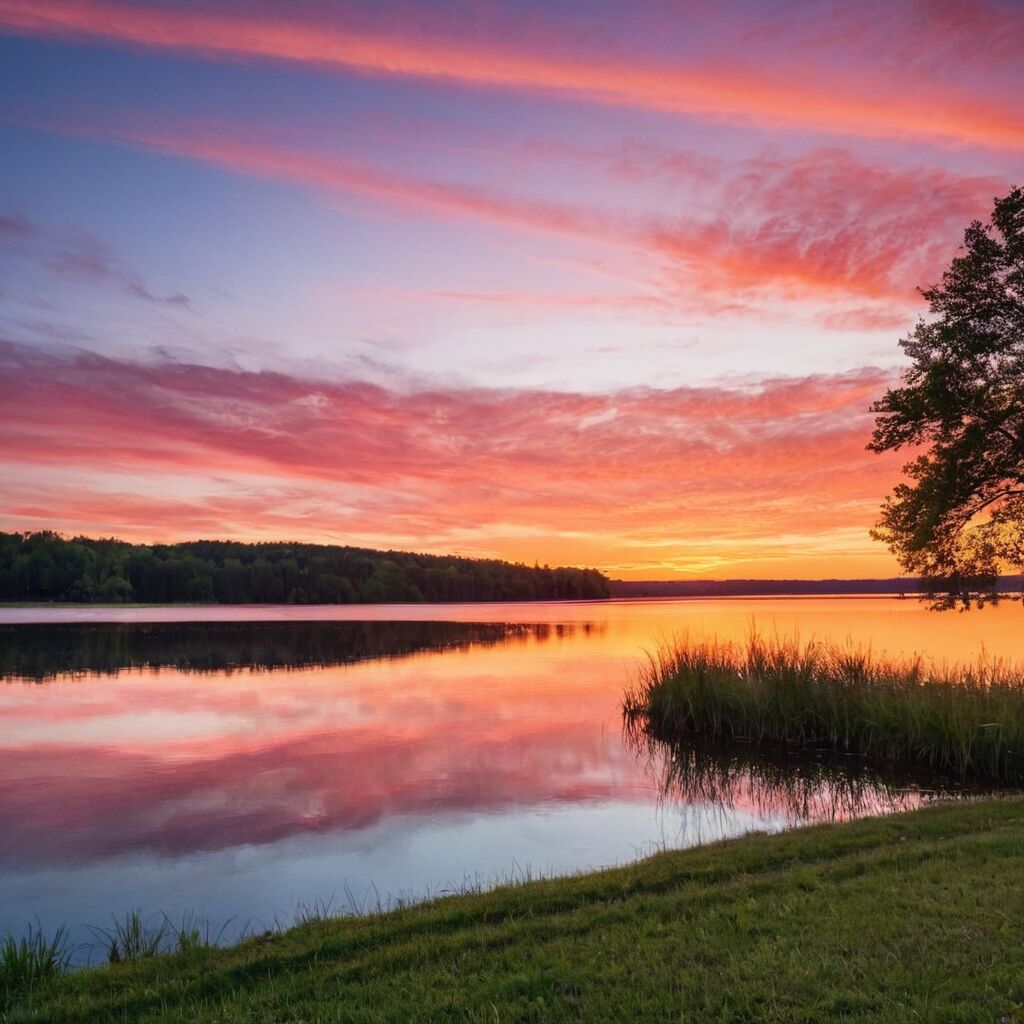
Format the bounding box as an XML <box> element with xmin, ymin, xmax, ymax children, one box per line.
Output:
<box><xmin>0</xmin><ymin>0</ymin><xmax>1022</xmax><ymax>580</ymax></box>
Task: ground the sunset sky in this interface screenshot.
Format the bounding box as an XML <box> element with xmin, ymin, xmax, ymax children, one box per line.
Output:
<box><xmin>1</xmin><ymin>0</ymin><xmax>1022</xmax><ymax>579</ymax></box>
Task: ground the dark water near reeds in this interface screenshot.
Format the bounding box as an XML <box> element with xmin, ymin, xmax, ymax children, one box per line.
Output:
<box><xmin>1</xmin><ymin>598</ymin><xmax>1021</xmax><ymax>959</ymax></box>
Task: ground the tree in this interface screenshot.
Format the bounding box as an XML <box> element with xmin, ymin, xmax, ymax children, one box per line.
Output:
<box><xmin>869</xmin><ymin>187</ymin><xmax>1024</xmax><ymax>608</ymax></box>
<box><xmin>99</xmin><ymin>575</ymin><xmax>134</xmax><ymax>602</ymax></box>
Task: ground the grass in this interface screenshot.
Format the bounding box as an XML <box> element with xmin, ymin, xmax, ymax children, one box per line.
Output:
<box><xmin>87</xmin><ymin>911</ymin><xmax>237</xmax><ymax>966</ymax></box>
<box><xmin>0</xmin><ymin>927</ymin><xmax>70</xmax><ymax>1013</ymax></box>
<box><xmin>91</xmin><ymin>910</ymin><xmax>170</xmax><ymax>965</ymax></box>
<box><xmin>4</xmin><ymin>798</ymin><xmax>1024</xmax><ymax>1022</ymax></box>
<box><xmin>623</xmin><ymin>633</ymin><xmax>1024</xmax><ymax>782</ymax></box>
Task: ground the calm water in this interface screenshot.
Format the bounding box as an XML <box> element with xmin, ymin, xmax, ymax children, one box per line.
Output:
<box><xmin>1</xmin><ymin>597</ymin><xmax>1022</xmax><ymax>958</ymax></box>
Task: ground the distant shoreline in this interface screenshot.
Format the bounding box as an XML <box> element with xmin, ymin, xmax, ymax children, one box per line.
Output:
<box><xmin>609</xmin><ymin>576</ymin><xmax>1024</xmax><ymax>598</ymax></box>
<box><xmin>3</xmin><ymin>575</ymin><xmax>1024</xmax><ymax>608</ymax></box>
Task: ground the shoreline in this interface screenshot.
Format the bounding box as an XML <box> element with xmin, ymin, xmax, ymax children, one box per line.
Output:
<box><xmin>0</xmin><ymin>592</ymin><xmax>951</xmax><ymax>611</ymax></box>
<box><xmin>7</xmin><ymin>797</ymin><xmax>1024</xmax><ymax>1021</ymax></box>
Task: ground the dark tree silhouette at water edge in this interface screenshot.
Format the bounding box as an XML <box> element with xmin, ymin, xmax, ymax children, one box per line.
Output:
<box><xmin>870</xmin><ymin>187</ymin><xmax>1024</xmax><ymax>608</ymax></box>
<box><xmin>0</xmin><ymin>532</ymin><xmax>609</xmax><ymax>605</ymax></box>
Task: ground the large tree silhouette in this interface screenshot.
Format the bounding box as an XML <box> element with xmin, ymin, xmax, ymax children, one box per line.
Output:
<box><xmin>869</xmin><ymin>187</ymin><xmax>1024</xmax><ymax>609</ymax></box>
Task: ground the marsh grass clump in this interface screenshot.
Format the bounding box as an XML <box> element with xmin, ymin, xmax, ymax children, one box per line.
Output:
<box><xmin>92</xmin><ymin>910</ymin><xmax>169</xmax><ymax>964</ymax></box>
<box><xmin>623</xmin><ymin>634</ymin><xmax>1024</xmax><ymax>783</ymax></box>
<box><xmin>165</xmin><ymin>912</ymin><xmax>234</xmax><ymax>955</ymax></box>
<box><xmin>0</xmin><ymin>925</ymin><xmax>71</xmax><ymax>1009</ymax></box>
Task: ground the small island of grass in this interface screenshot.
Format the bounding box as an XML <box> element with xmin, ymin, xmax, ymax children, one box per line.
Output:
<box><xmin>625</xmin><ymin>634</ymin><xmax>1024</xmax><ymax>784</ymax></box>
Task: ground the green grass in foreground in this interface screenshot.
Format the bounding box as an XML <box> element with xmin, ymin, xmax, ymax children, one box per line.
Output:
<box><xmin>0</xmin><ymin>930</ymin><xmax>70</xmax><ymax>1014</ymax></box>
<box><xmin>6</xmin><ymin>798</ymin><xmax>1024</xmax><ymax>1022</ymax></box>
<box><xmin>624</xmin><ymin>634</ymin><xmax>1024</xmax><ymax>782</ymax></box>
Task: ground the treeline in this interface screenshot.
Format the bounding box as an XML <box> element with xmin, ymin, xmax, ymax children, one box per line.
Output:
<box><xmin>0</xmin><ymin>532</ymin><xmax>610</xmax><ymax>604</ymax></box>
<box><xmin>609</xmin><ymin>577</ymin><xmax>1024</xmax><ymax>598</ymax></box>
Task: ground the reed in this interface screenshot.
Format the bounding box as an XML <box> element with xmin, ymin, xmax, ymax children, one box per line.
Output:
<box><xmin>623</xmin><ymin>634</ymin><xmax>1024</xmax><ymax>783</ymax></box>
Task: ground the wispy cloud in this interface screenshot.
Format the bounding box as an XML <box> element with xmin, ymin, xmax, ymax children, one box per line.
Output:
<box><xmin>0</xmin><ymin>210</ymin><xmax>193</xmax><ymax>309</ymax></box>
<box><xmin>1</xmin><ymin>0</ymin><xmax>1022</xmax><ymax>149</ymax></box>
<box><xmin>0</xmin><ymin>340</ymin><xmax>903</xmax><ymax>575</ymax></box>
<box><xmin>649</xmin><ymin>148</ymin><xmax>1007</xmax><ymax>303</ymax></box>
<box><xmin>35</xmin><ymin>121</ymin><xmax>1006</xmax><ymax>315</ymax></box>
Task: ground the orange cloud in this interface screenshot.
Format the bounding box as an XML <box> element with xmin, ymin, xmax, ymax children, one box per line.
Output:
<box><xmin>649</xmin><ymin>148</ymin><xmax>1007</xmax><ymax>303</ymax></box>
<box><xmin>1</xmin><ymin>1</ymin><xmax>1022</xmax><ymax>149</ymax></box>
<box><xmin>0</xmin><ymin>341</ymin><xmax>905</xmax><ymax>577</ymax></box>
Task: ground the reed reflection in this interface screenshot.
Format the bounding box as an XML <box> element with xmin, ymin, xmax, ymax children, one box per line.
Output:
<box><xmin>624</xmin><ymin>727</ymin><xmax>990</xmax><ymax>825</ymax></box>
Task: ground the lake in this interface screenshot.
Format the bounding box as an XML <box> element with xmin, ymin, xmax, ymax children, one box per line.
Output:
<box><xmin>1</xmin><ymin>597</ymin><xmax>1022</xmax><ymax>959</ymax></box>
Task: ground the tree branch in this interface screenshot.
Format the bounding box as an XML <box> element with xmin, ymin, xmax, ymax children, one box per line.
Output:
<box><xmin>960</xmin><ymin>488</ymin><xmax>1024</xmax><ymax>522</ymax></box>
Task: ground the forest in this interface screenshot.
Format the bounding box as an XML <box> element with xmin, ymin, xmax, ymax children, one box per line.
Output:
<box><xmin>0</xmin><ymin>532</ymin><xmax>610</xmax><ymax>604</ymax></box>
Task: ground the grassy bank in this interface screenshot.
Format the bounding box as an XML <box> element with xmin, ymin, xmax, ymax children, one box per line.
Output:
<box><xmin>624</xmin><ymin>635</ymin><xmax>1024</xmax><ymax>782</ymax></box>
<box><xmin>6</xmin><ymin>798</ymin><xmax>1024</xmax><ymax>1022</ymax></box>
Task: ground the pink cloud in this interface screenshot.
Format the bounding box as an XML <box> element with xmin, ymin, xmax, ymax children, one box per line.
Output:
<box><xmin>817</xmin><ymin>307</ymin><xmax>918</xmax><ymax>333</ymax></box>
<box><xmin>1</xmin><ymin>1</ymin><xmax>1022</xmax><ymax>149</ymax></box>
<box><xmin>0</xmin><ymin>341</ymin><xmax>905</xmax><ymax>575</ymax></box>
<box><xmin>773</xmin><ymin>0</ymin><xmax>1024</xmax><ymax>77</ymax></box>
<box><xmin>29</xmin><ymin>120</ymin><xmax>1009</xmax><ymax>314</ymax></box>
<box><xmin>649</xmin><ymin>148</ymin><xmax>1007</xmax><ymax>303</ymax></box>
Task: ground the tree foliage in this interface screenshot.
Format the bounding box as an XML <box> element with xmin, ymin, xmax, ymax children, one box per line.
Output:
<box><xmin>869</xmin><ymin>187</ymin><xmax>1024</xmax><ymax>608</ymax></box>
<box><xmin>0</xmin><ymin>531</ymin><xmax>610</xmax><ymax>605</ymax></box>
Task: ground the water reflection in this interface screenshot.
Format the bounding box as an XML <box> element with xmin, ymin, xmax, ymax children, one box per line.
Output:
<box><xmin>626</xmin><ymin>730</ymin><xmax>991</xmax><ymax>825</ymax></box>
<box><xmin>0</xmin><ymin>620</ymin><xmax>572</xmax><ymax>680</ymax></box>
<box><xmin>0</xmin><ymin>620</ymin><xmax>628</xmax><ymax>871</ymax></box>
<box><xmin>0</xmin><ymin>704</ymin><xmax>629</xmax><ymax>865</ymax></box>
<box><xmin>1</xmin><ymin>598</ymin><xmax>1021</xmax><ymax>955</ymax></box>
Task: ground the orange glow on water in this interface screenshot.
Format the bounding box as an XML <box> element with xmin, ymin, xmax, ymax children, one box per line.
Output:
<box><xmin>2</xmin><ymin>598</ymin><xmax>1020</xmax><ymax>943</ymax></box>
<box><xmin>3</xmin><ymin>598</ymin><xmax>1022</xmax><ymax>860</ymax></box>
